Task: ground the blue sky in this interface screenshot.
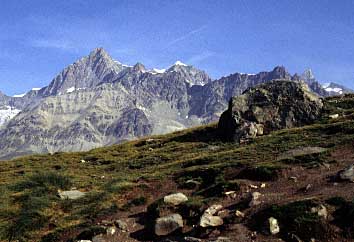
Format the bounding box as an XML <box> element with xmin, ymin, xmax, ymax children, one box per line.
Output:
<box><xmin>0</xmin><ymin>0</ymin><xmax>353</xmax><ymax>95</ymax></box>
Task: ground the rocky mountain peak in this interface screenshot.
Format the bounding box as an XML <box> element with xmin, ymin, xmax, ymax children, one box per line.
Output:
<box><xmin>89</xmin><ymin>47</ymin><xmax>110</xmax><ymax>59</ymax></box>
<box><xmin>132</xmin><ymin>62</ymin><xmax>146</xmax><ymax>72</ymax></box>
<box><xmin>302</xmin><ymin>68</ymin><xmax>316</xmax><ymax>82</ymax></box>
<box><xmin>269</xmin><ymin>66</ymin><xmax>291</xmax><ymax>79</ymax></box>
<box><xmin>39</xmin><ymin>47</ymin><xmax>125</xmax><ymax>96</ymax></box>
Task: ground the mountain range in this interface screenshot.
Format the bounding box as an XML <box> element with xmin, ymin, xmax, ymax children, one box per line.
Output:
<box><xmin>0</xmin><ymin>47</ymin><xmax>352</xmax><ymax>159</ymax></box>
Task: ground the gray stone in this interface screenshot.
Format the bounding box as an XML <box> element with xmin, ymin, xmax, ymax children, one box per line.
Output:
<box><xmin>249</xmin><ymin>192</ymin><xmax>262</xmax><ymax>206</ymax></box>
<box><xmin>163</xmin><ymin>192</ymin><xmax>188</xmax><ymax>206</ymax></box>
<box><xmin>92</xmin><ymin>235</ymin><xmax>108</xmax><ymax>242</ymax></box>
<box><xmin>269</xmin><ymin>217</ymin><xmax>280</xmax><ymax>235</ymax></box>
<box><xmin>200</xmin><ymin>204</ymin><xmax>224</xmax><ymax>227</ymax></box>
<box><xmin>339</xmin><ymin>164</ymin><xmax>354</xmax><ymax>182</ymax></box>
<box><xmin>311</xmin><ymin>204</ymin><xmax>328</xmax><ymax>219</ymax></box>
<box><xmin>200</xmin><ymin>214</ymin><xmax>223</xmax><ymax>227</ymax></box>
<box><xmin>114</xmin><ymin>219</ymin><xmax>128</xmax><ymax>232</ymax></box>
<box><xmin>204</xmin><ymin>204</ymin><xmax>223</xmax><ymax>215</ymax></box>
<box><xmin>155</xmin><ymin>213</ymin><xmax>183</xmax><ymax>236</ymax></box>
<box><xmin>208</xmin><ymin>237</ymin><xmax>232</xmax><ymax>242</ymax></box>
<box><xmin>106</xmin><ymin>226</ymin><xmax>116</xmax><ymax>235</ymax></box>
<box><xmin>58</xmin><ymin>190</ymin><xmax>86</xmax><ymax>200</ymax></box>
<box><xmin>184</xmin><ymin>237</ymin><xmax>202</xmax><ymax>242</ymax></box>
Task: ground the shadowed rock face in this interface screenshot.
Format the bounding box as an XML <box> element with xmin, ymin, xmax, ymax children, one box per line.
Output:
<box><xmin>218</xmin><ymin>80</ymin><xmax>324</xmax><ymax>142</ymax></box>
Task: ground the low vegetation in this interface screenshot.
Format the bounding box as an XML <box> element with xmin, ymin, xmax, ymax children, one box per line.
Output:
<box><xmin>0</xmin><ymin>94</ymin><xmax>353</xmax><ymax>241</ymax></box>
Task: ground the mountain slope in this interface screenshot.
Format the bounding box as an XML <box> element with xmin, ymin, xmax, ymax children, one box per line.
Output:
<box><xmin>0</xmin><ymin>94</ymin><xmax>353</xmax><ymax>241</ymax></box>
<box><xmin>0</xmin><ymin>48</ymin><xmax>351</xmax><ymax>159</ymax></box>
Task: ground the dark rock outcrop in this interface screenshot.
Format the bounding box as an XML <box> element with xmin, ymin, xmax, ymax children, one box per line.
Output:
<box><xmin>218</xmin><ymin>80</ymin><xmax>324</xmax><ymax>142</ymax></box>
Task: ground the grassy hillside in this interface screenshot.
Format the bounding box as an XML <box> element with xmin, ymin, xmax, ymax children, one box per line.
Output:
<box><xmin>0</xmin><ymin>94</ymin><xmax>354</xmax><ymax>241</ymax></box>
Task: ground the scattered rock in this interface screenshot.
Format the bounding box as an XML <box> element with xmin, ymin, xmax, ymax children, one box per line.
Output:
<box><xmin>225</xmin><ymin>190</ymin><xmax>237</xmax><ymax>199</ymax></box>
<box><xmin>204</xmin><ymin>204</ymin><xmax>223</xmax><ymax>215</ymax></box>
<box><xmin>92</xmin><ymin>235</ymin><xmax>107</xmax><ymax>242</ymax></box>
<box><xmin>305</xmin><ymin>184</ymin><xmax>312</xmax><ymax>192</ymax></box>
<box><xmin>338</xmin><ymin>164</ymin><xmax>354</xmax><ymax>182</ymax></box>
<box><xmin>208</xmin><ymin>145</ymin><xmax>220</xmax><ymax>151</ymax></box>
<box><xmin>268</xmin><ymin>217</ymin><xmax>280</xmax><ymax>235</ymax></box>
<box><xmin>106</xmin><ymin>226</ymin><xmax>116</xmax><ymax>235</ymax></box>
<box><xmin>289</xmin><ymin>176</ymin><xmax>298</xmax><ymax>182</ymax></box>
<box><xmin>329</xmin><ymin>114</ymin><xmax>339</xmax><ymax>119</ymax></box>
<box><xmin>155</xmin><ymin>213</ymin><xmax>183</xmax><ymax>236</ymax></box>
<box><xmin>209</xmin><ymin>237</ymin><xmax>232</xmax><ymax>242</ymax></box>
<box><xmin>58</xmin><ymin>189</ymin><xmax>86</xmax><ymax>200</ymax></box>
<box><xmin>225</xmin><ymin>191</ymin><xmax>236</xmax><ymax>196</ymax></box>
<box><xmin>200</xmin><ymin>214</ymin><xmax>224</xmax><ymax>228</ymax></box>
<box><xmin>249</xmin><ymin>192</ymin><xmax>262</xmax><ymax>206</ymax></box>
<box><xmin>217</xmin><ymin>209</ymin><xmax>229</xmax><ymax>217</ymax></box>
<box><xmin>200</xmin><ymin>204</ymin><xmax>224</xmax><ymax>227</ymax></box>
<box><xmin>184</xmin><ymin>179</ymin><xmax>201</xmax><ymax>189</ymax></box>
<box><xmin>78</xmin><ymin>240</ymin><xmax>92</xmax><ymax>242</ymax></box>
<box><xmin>81</xmin><ymin>159</ymin><xmax>87</xmax><ymax>163</ymax></box>
<box><xmin>311</xmin><ymin>204</ymin><xmax>328</xmax><ymax>219</ymax></box>
<box><xmin>184</xmin><ymin>237</ymin><xmax>202</xmax><ymax>242</ymax></box>
<box><xmin>100</xmin><ymin>220</ymin><xmax>113</xmax><ymax>226</ymax></box>
<box><xmin>322</xmin><ymin>162</ymin><xmax>330</xmax><ymax>169</ymax></box>
<box><xmin>235</xmin><ymin>210</ymin><xmax>245</xmax><ymax>218</ymax></box>
<box><xmin>261</xmin><ymin>183</ymin><xmax>266</xmax><ymax>188</ymax></box>
<box><xmin>250</xmin><ymin>184</ymin><xmax>258</xmax><ymax>189</ymax></box>
<box><xmin>114</xmin><ymin>219</ymin><xmax>128</xmax><ymax>232</ymax></box>
<box><xmin>164</xmin><ymin>192</ymin><xmax>188</xmax><ymax>206</ymax></box>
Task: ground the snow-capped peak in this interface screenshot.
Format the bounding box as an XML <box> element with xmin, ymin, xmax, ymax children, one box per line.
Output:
<box><xmin>32</xmin><ymin>87</ymin><xmax>41</xmax><ymax>91</ymax></box>
<box><xmin>322</xmin><ymin>83</ymin><xmax>331</xmax><ymax>89</ymax></box>
<box><xmin>174</xmin><ymin>60</ymin><xmax>188</xmax><ymax>67</ymax></box>
<box><xmin>13</xmin><ymin>93</ymin><xmax>26</xmax><ymax>98</ymax></box>
<box><xmin>150</xmin><ymin>68</ymin><xmax>166</xmax><ymax>74</ymax></box>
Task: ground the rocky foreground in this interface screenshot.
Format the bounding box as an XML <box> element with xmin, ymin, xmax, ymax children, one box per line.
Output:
<box><xmin>0</xmin><ymin>83</ymin><xmax>354</xmax><ymax>242</ymax></box>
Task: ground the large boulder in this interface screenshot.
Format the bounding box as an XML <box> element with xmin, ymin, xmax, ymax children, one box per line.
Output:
<box><xmin>218</xmin><ymin>80</ymin><xmax>323</xmax><ymax>142</ymax></box>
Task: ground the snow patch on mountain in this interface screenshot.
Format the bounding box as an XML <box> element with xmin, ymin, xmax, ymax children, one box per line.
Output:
<box><xmin>174</xmin><ymin>61</ymin><xmax>188</xmax><ymax>66</ymax></box>
<box><xmin>322</xmin><ymin>83</ymin><xmax>330</xmax><ymax>89</ymax></box>
<box><xmin>66</xmin><ymin>87</ymin><xmax>76</xmax><ymax>93</ymax></box>
<box><xmin>13</xmin><ymin>93</ymin><xmax>26</xmax><ymax>98</ymax></box>
<box><xmin>325</xmin><ymin>87</ymin><xmax>343</xmax><ymax>94</ymax></box>
<box><xmin>150</xmin><ymin>68</ymin><xmax>166</xmax><ymax>74</ymax></box>
<box><xmin>0</xmin><ymin>106</ymin><xmax>21</xmax><ymax>127</ymax></box>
